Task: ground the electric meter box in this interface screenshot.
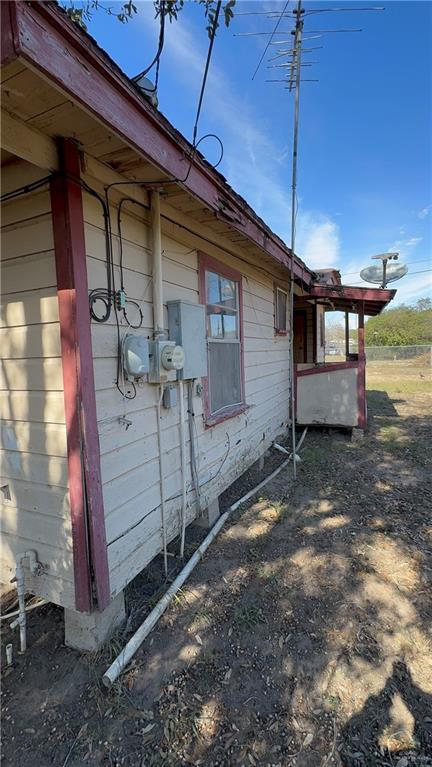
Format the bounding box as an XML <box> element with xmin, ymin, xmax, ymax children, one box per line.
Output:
<box><xmin>167</xmin><ymin>300</ymin><xmax>207</xmax><ymax>380</ymax></box>
<box><xmin>123</xmin><ymin>335</ymin><xmax>150</xmax><ymax>378</ymax></box>
<box><xmin>148</xmin><ymin>339</ymin><xmax>185</xmax><ymax>383</ymax></box>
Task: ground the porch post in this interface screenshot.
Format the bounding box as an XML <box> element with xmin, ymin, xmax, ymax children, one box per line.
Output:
<box><xmin>345</xmin><ymin>311</ymin><xmax>350</xmax><ymax>360</ymax></box>
<box><xmin>50</xmin><ymin>138</ymin><xmax>110</xmax><ymax>611</ymax></box>
<box><xmin>357</xmin><ymin>302</ymin><xmax>366</xmax><ymax>429</ymax></box>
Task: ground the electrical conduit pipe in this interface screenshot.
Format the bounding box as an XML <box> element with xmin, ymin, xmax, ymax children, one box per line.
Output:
<box><xmin>102</xmin><ymin>440</ymin><xmax>305</xmax><ymax>687</ymax></box>
<box><xmin>10</xmin><ymin>550</ymin><xmax>41</xmax><ymax>653</ymax></box>
<box><xmin>179</xmin><ymin>378</ymin><xmax>188</xmax><ymax>558</ymax></box>
<box><xmin>150</xmin><ymin>189</ymin><xmax>164</xmax><ymax>338</ymax></box>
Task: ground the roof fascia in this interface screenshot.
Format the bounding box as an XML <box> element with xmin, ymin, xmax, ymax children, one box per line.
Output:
<box><xmin>8</xmin><ymin>1</ymin><xmax>313</xmax><ymax>286</ymax></box>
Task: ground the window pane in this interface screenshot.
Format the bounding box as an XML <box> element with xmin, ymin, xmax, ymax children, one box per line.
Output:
<box><xmin>206</xmin><ymin>271</ymin><xmax>238</xmax><ymax>310</ymax></box>
<box><xmin>207</xmin><ymin>307</ymin><xmax>238</xmax><ymax>339</ymax></box>
<box><xmin>209</xmin><ymin>341</ymin><xmax>242</xmax><ymax>413</ymax></box>
<box><xmin>276</xmin><ymin>289</ymin><xmax>287</xmax><ymax>331</ymax></box>
<box><xmin>207</xmin><ymin>272</ymin><xmax>220</xmax><ymax>304</ymax></box>
<box><xmin>219</xmin><ymin>276</ymin><xmax>237</xmax><ymax>310</ymax></box>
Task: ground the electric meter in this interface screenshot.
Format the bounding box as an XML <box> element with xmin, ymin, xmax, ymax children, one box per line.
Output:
<box><xmin>148</xmin><ymin>340</ymin><xmax>185</xmax><ymax>383</ymax></box>
<box><xmin>161</xmin><ymin>344</ymin><xmax>185</xmax><ymax>371</ymax></box>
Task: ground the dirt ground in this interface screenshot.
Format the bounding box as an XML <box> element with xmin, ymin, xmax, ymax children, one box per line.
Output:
<box><xmin>1</xmin><ymin>361</ymin><xmax>432</xmax><ymax>767</ymax></box>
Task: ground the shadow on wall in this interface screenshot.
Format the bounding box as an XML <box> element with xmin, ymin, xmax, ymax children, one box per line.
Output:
<box><xmin>1</xmin><ymin>175</ymin><xmax>74</xmax><ymax>607</ymax></box>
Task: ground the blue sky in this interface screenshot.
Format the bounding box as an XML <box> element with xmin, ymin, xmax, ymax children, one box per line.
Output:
<box><xmin>85</xmin><ymin>0</ymin><xmax>431</xmax><ymax>306</ymax></box>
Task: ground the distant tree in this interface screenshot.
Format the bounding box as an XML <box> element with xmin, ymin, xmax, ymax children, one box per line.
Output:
<box><xmin>416</xmin><ymin>297</ymin><xmax>432</xmax><ymax>312</ymax></box>
<box><xmin>365</xmin><ymin>298</ymin><xmax>432</xmax><ymax>346</ymax></box>
<box><xmin>325</xmin><ymin>322</ymin><xmax>345</xmax><ymax>343</ymax></box>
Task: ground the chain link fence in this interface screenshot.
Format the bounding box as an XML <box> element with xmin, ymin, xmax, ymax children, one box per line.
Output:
<box><xmin>365</xmin><ymin>344</ymin><xmax>431</xmax><ymax>362</ymax></box>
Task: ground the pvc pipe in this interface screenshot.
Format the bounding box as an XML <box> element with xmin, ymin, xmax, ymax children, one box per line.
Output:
<box><xmin>102</xmin><ymin>450</ymin><xmax>300</xmax><ymax>687</ymax></box>
<box><xmin>150</xmin><ymin>190</ymin><xmax>164</xmax><ymax>338</ymax></box>
<box><xmin>187</xmin><ymin>381</ymin><xmax>201</xmax><ymax>511</ymax></box>
<box><xmin>156</xmin><ymin>387</ymin><xmax>168</xmax><ymax>576</ymax></box>
<box><xmin>178</xmin><ymin>379</ymin><xmax>187</xmax><ymax>558</ymax></box>
<box><xmin>9</xmin><ymin>550</ymin><xmax>41</xmax><ymax>654</ymax></box>
<box><xmin>11</xmin><ymin>562</ymin><xmax>26</xmax><ymax>653</ymax></box>
<box><xmin>1</xmin><ymin>598</ymin><xmax>46</xmax><ymax>622</ymax></box>
<box><xmin>6</xmin><ymin>644</ymin><xmax>13</xmax><ymax>666</ymax></box>
<box><xmin>274</xmin><ymin>427</ymin><xmax>308</xmax><ymax>459</ymax></box>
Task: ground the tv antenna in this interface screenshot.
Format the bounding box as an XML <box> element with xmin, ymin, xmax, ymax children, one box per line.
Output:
<box><xmin>360</xmin><ymin>252</ymin><xmax>408</xmax><ymax>288</ymax></box>
<box><xmin>235</xmin><ymin>1</ymin><xmax>385</xmax><ymax>479</ymax></box>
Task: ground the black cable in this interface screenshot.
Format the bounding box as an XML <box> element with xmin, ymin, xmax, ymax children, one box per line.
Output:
<box><xmin>105</xmin><ymin>1</ymin><xmax>225</xmax><ymax>194</ymax></box>
<box><xmin>192</xmin><ymin>0</ymin><xmax>222</xmax><ymax>146</ymax></box>
<box><xmin>132</xmin><ymin>0</ymin><xmax>166</xmax><ymax>84</ymax></box>
<box><xmin>0</xmin><ymin>175</ymin><xmax>53</xmax><ymax>203</ymax></box>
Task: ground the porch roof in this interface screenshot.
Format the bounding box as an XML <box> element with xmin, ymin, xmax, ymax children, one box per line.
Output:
<box><xmin>309</xmin><ymin>284</ymin><xmax>396</xmax><ymax>316</ymax></box>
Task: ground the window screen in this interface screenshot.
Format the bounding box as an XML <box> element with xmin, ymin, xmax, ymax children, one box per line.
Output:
<box><xmin>205</xmin><ymin>269</ymin><xmax>243</xmax><ymax>415</ymax></box>
<box><xmin>275</xmin><ymin>287</ymin><xmax>288</xmax><ymax>332</ymax></box>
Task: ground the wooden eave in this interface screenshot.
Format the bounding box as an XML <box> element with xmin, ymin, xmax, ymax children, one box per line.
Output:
<box><xmin>308</xmin><ymin>284</ymin><xmax>396</xmax><ymax>316</ymax></box>
<box><xmin>0</xmin><ymin>0</ymin><xmax>314</xmax><ymax>287</ymax></box>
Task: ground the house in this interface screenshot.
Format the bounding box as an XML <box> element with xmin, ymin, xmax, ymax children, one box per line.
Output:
<box><xmin>0</xmin><ymin>1</ymin><xmax>395</xmax><ymax>650</ymax></box>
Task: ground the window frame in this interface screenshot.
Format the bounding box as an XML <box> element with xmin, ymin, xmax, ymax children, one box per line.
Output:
<box><xmin>198</xmin><ymin>252</ymin><xmax>247</xmax><ymax>427</ymax></box>
<box><xmin>274</xmin><ymin>284</ymin><xmax>289</xmax><ymax>335</ymax></box>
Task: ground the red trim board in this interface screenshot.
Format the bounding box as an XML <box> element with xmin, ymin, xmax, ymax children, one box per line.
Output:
<box><xmin>198</xmin><ymin>252</ymin><xmax>246</xmax><ymax>428</ymax></box>
<box><xmin>357</xmin><ymin>303</ymin><xmax>366</xmax><ymax>430</ymax></box>
<box><xmin>3</xmin><ymin>0</ymin><xmax>312</xmax><ymax>286</ymax></box>
<box><xmin>51</xmin><ymin>139</ymin><xmax>110</xmax><ymax>612</ymax></box>
<box><xmin>296</xmin><ymin>361</ymin><xmax>358</xmax><ymax>377</ymax></box>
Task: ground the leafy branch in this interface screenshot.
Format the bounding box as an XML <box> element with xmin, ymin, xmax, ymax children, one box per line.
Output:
<box><xmin>63</xmin><ymin>0</ymin><xmax>236</xmax><ymax>35</ymax></box>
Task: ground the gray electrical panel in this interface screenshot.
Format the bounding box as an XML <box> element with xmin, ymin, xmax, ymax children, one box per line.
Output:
<box><xmin>167</xmin><ymin>300</ymin><xmax>207</xmax><ymax>380</ymax></box>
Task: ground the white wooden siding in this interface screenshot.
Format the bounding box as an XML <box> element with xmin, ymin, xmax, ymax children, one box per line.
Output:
<box><xmin>0</xmin><ymin>159</ymin><xmax>74</xmax><ymax>607</ymax></box>
<box><xmin>83</xmin><ymin>178</ymin><xmax>292</xmax><ymax>600</ymax></box>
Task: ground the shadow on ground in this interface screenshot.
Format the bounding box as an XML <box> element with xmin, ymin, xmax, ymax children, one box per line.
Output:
<box><xmin>1</xmin><ymin>388</ymin><xmax>431</xmax><ymax>767</ymax></box>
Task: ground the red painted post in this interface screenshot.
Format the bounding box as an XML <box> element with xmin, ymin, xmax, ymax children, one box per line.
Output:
<box><xmin>51</xmin><ymin>139</ymin><xmax>110</xmax><ymax>611</ymax></box>
<box><xmin>345</xmin><ymin>311</ymin><xmax>350</xmax><ymax>360</ymax></box>
<box><xmin>357</xmin><ymin>303</ymin><xmax>366</xmax><ymax>429</ymax></box>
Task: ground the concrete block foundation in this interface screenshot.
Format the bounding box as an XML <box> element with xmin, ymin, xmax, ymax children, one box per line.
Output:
<box><xmin>64</xmin><ymin>592</ymin><xmax>126</xmax><ymax>651</ymax></box>
<box><xmin>196</xmin><ymin>498</ymin><xmax>220</xmax><ymax>529</ymax></box>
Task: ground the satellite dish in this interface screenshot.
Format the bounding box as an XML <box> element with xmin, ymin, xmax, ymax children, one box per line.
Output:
<box><xmin>360</xmin><ymin>263</ymin><xmax>408</xmax><ymax>286</ymax></box>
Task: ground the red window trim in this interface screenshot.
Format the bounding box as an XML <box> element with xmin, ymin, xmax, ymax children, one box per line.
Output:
<box><xmin>198</xmin><ymin>252</ymin><xmax>246</xmax><ymax>428</ymax></box>
<box><xmin>274</xmin><ymin>283</ymin><xmax>289</xmax><ymax>336</ymax></box>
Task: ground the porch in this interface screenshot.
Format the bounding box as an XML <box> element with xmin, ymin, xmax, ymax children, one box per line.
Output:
<box><xmin>293</xmin><ymin>284</ymin><xmax>396</xmax><ymax>429</ymax></box>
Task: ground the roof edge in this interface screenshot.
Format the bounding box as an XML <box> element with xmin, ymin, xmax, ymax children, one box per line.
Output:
<box><xmin>6</xmin><ymin>0</ymin><xmax>315</xmax><ymax>285</ymax></box>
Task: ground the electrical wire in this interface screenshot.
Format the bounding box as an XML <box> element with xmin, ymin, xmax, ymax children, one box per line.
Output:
<box><xmin>106</xmin><ymin>0</ymin><xmax>224</xmax><ymax>194</ymax></box>
<box><xmin>252</xmin><ymin>0</ymin><xmax>291</xmax><ymax>80</ymax></box>
<box><xmin>132</xmin><ymin>0</ymin><xmax>166</xmax><ymax>90</ymax></box>
<box><xmin>0</xmin><ymin>175</ymin><xmax>52</xmax><ymax>203</ymax></box>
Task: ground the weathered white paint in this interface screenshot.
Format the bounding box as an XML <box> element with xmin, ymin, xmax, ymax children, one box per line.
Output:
<box><xmin>297</xmin><ymin>367</ymin><xmax>359</xmax><ymax>427</ymax></box>
<box><xmin>83</xmin><ymin>173</ymin><xmax>292</xmax><ymax>599</ymax></box>
<box><xmin>0</xmin><ymin>159</ymin><xmax>75</xmax><ymax>607</ymax></box>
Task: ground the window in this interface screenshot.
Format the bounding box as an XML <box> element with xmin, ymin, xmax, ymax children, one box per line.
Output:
<box><xmin>275</xmin><ymin>286</ymin><xmax>288</xmax><ymax>334</ymax></box>
<box><xmin>199</xmin><ymin>254</ymin><xmax>245</xmax><ymax>423</ymax></box>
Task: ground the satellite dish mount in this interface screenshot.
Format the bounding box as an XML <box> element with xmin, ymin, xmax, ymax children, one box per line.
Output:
<box><xmin>360</xmin><ymin>252</ymin><xmax>408</xmax><ymax>289</ymax></box>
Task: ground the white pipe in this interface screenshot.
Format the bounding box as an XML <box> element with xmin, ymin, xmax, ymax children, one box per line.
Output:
<box><xmin>9</xmin><ymin>550</ymin><xmax>41</xmax><ymax>654</ymax></box>
<box><xmin>1</xmin><ymin>598</ymin><xmax>46</xmax><ymax>622</ymax></box>
<box><xmin>274</xmin><ymin>427</ymin><xmax>308</xmax><ymax>459</ymax></box>
<box><xmin>150</xmin><ymin>190</ymin><xmax>164</xmax><ymax>338</ymax></box>
<box><xmin>187</xmin><ymin>381</ymin><xmax>201</xmax><ymax>512</ymax></box>
<box><xmin>6</xmin><ymin>644</ymin><xmax>13</xmax><ymax>667</ymax></box>
<box><xmin>102</xmin><ymin>449</ymin><xmax>301</xmax><ymax>687</ymax></box>
<box><xmin>156</xmin><ymin>387</ymin><xmax>168</xmax><ymax>576</ymax></box>
<box><xmin>178</xmin><ymin>379</ymin><xmax>187</xmax><ymax>558</ymax></box>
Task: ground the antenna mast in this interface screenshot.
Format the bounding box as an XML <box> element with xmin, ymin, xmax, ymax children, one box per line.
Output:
<box><xmin>289</xmin><ymin>0</ymin><xmax>303</xmax><ymax>479</ymax></box>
